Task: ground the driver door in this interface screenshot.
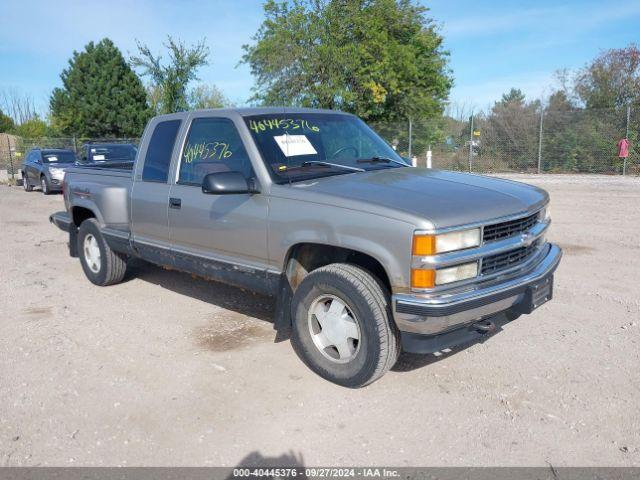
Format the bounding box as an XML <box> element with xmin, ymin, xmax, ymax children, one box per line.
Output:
<box><xmin>168</xmin><ymin>115</ymin><xmax>269</xmax><ymax>272</ymax></box>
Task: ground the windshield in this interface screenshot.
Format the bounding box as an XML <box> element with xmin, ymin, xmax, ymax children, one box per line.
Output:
<box><xmin>89</xmin><ymin>145</ymin><xmax>137</xmax><ymax>162</ymax></box>
<box><xmin>244</xmin><ymin>113</ymin><xmax>407</xmax><ymax>183</ymax></box>
<box><xmin>42</xmin><ymin>151</ymin><xmax>76</xmax><ymax>164</ymax></box>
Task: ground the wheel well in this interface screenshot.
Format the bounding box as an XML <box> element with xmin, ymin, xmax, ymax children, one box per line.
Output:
<box><xmin>284</xmin><ymin>243</ymin><xmax>391</xmax><ymax>292</ymax></box>
<box><xmin>71</xmin><ymin>206</ymin><xmax>96</xmax><ymax>227</ymax></box>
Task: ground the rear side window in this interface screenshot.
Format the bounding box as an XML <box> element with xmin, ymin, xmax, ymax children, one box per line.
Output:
<box><xmin>142</xmin><ymin>120</ymin><xmax>181</xmax><ymax>182</ymax></box>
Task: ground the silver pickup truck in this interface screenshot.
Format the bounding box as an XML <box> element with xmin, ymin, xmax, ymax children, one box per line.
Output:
<box><xmin>50</xmin><ymin>107</ymin><xmax>561</xmax><ymax>387</ymax></box>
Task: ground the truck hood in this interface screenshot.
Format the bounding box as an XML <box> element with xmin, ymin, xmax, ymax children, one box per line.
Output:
<box><xmin>290</xmin><ymin>167</ymin><xmax>548</xmax><ymax>229</ymax></box>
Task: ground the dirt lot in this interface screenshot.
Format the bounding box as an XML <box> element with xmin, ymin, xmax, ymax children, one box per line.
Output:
<box><xmin>1</xmin><ymin>175</ymin><xmax>639</xmax><ymax>467</ymax></box>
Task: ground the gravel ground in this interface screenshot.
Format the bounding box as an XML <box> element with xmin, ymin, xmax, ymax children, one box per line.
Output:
<box><xmin>0</xmin><ymin>174</ymin><xmax>639</xmax><ymax>467</ymax></box>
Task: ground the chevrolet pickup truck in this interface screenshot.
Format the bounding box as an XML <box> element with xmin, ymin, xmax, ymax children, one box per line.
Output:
<box><xmin>50</xmin><ymin>108</ymin><xmax>561</xmax><ymax>387</ymax></box>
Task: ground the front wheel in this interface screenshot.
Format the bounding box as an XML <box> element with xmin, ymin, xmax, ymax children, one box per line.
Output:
<box><xmin>40</xmin><ymin>176</ymin><xmax>51</xmax><ymax>195</ymax></box>
<box><xmin>77</xmin><ymin>219</ymin><xmax>127</xmax><ymax>286</ymax></box>
<box><xmin>290</xmin><ymin>263</ymin><xmax>400</xmax><ymax>388</ymax></box>
<box><xmin>23</xmin><ymin>174</ymin><xmax>33</xmax><ymax>192</ymax></box>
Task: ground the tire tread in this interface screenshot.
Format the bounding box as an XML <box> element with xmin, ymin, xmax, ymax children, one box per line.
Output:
<box><xmin>291</xmin><ymin>262</ymin><xmax>399</xmax><ymax>387</ymax></box>
<box><xmin>78</xmin><ymin>219</ymin><xmax>127</xmax><ymax>286</ymax></box>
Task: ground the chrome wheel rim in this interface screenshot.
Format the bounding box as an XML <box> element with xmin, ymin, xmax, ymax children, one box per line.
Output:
<box><xmin>307</xmin><ymin>294</ymin><xmax>361</xmax><ymax>364</ymax></box>
<box><xmin>23</xmin><ymin>176</ymin><xmax>28</xmax><ymax>190</ymax></box>
<box><xmin>41</xmin><ymin>178</ymin><xmax>47</xmax><ymax>193</ymax></box>
<box><xmin>83</xmin><ymin>234</ymin><xmax>101</xmax><ymax>273</ymax></box>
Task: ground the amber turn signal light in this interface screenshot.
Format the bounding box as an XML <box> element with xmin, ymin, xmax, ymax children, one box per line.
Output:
<box><xmin>411</xmin><ymin>268</ymin><xmax>435</xmax><ymax>289</ymax></box>
<box><xmin>412</xmin><ymin>235</ymin><xmax>436</xmax><ymax>256</ymax></box>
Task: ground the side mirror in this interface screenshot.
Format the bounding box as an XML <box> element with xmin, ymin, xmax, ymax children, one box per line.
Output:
<box><xmin>202</xmin><ymin>171</ymin><xmax>257</xmax><ymax>195</ymax></box>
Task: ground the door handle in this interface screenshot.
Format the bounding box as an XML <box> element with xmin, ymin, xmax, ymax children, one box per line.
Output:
<box><xmin>169</xmin><ymin>197</ymin><xmax>182</xmax><ymax>209</ymax></box>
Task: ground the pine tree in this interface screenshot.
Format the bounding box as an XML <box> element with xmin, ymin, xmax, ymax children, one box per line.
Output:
<box><xmin>50</xmin><ymin>39</ymin><xmax>151</xmax><ymax>137</ymax></box>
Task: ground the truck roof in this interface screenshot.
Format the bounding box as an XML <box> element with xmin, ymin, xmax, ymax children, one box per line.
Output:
<box><xmin>151</xmin><ymin>107</ymin><xmax>352</xmax><ymax>121</ymax></box>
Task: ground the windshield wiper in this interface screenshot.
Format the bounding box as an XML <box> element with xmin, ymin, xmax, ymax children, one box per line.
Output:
<box><xmin>299</xmin><ymin>161</ymin><xmax>365</xmax><ymax>172</ymax></box>
<box><xmin>356</xmin><ymin>156</ymin><xmax>409</xmax><ymax>167</ymax></box>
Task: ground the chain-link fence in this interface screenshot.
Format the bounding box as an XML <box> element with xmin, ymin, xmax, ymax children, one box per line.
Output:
<box><xmin>372</xmin><ymin>105</ymin><xmax>639</xmax><ymax>175</ymax></box>
<box><xmin>1</xmin><ymin>105</ymin><xmax>638</xmax><ymax>181</ymax></box>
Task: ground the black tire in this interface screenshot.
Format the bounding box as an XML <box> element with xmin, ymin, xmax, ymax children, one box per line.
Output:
<box><xmin>23</xmin><ymin>174</ymin><xmax>33</xmax><ymax>192</ymax></box>
<box><xmin>77</xmin><ymin>219</ymin><xmax>127</xmax><ymax>286</ymax></box>
<box><xmin>290</xmin><ymin>263</ymin><xmax>400</xmax><ymax>388</ymax></box>
<box><xmin>40</xmin><ymin>176</ymin><xmax>51</xmax><ymax>195</ymax></box>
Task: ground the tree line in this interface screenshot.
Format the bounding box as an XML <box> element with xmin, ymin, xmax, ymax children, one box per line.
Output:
<box><xmin>441</xmin><ymin>44</ymin><xmax>639</xmax><ymax>173</ymax></box>
<box><xmin>0</xmin><ymin>0</ymin><xmax>638</xmax><ymax>174</ymax></box>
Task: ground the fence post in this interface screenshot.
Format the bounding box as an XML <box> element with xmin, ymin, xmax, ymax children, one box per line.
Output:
<box><xmin>73</xmin><ymin>135</ymin><xmax>77</xmax><ymax>155</ymax></box>
<box><xmin>624</xmin><ymin>105</ymin><xmax>630</xmax><ymax>176</ymax></box>
<box><xmin>6</xmin><ymin>136</ymin><xmax>15</xmax><ymax>182</ymax></box>
<box><xmin>408</xmin><ymin>118</ymin><xmax>413</xmax><ymax>160</ymax></box>
<box><xmin>468</xmin><ymin>113</ymin><xmax>474</xmax><ymax>173</ymax></box>
<box><xmin>537</xmin><ymin>110</ymin><xmax>544</xmax><ymax>174</ymax></box>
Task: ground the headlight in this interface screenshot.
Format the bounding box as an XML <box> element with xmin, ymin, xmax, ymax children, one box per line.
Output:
<box><xmin>435</xmin><ymin>262</ymin><xmax>478</xmax><ymax>285</ymax></box>
<box><xmin>413</xmin><ymin>228</ymin><xmax>481</xmax><ymax>256</ymax></box>
<box><xmin>541</xmin><ymin>205</ymin><xmax>551</xmax><ymax>222</ymax></box>
<box><xmin>49</xmin><ymin>168</ymin><xmax>65</xmax><ymax>176</ymax></box>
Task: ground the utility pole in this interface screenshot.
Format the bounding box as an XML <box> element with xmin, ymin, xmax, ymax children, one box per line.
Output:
<box><xmin>537</xmin><ymin>110</ymin><xmax>544</xmax><ymax>174</ymax></box>
<box><xmin>6</xmin><ymin>136</ymin><xmax>15</xmax><ymax>182</ymax></box>
<box><xmin>468</xmin><ymin>113</ymin><xmax>474</xmax><ymax>173</ymax></box>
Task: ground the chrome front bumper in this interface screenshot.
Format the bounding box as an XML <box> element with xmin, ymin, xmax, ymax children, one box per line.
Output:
<box><xmin>392</xmin><ymin>243</ymin><xmax>562</xmax><ymax>335</ymax></box>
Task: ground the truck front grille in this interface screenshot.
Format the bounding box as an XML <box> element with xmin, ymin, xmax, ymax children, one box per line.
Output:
<box><xmin>481</xmin><ymin>241</ymin><xmax>540</xmax><ymax>275</ymax></box>
<box><xmin>483</xmin><ymin>212</ymin><xmax>540</xmax><ymax>243</ymax></box>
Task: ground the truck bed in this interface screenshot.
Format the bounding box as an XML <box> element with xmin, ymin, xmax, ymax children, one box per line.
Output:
<box><xmin>63</xmin><ymin>165</ymin><xmax>133</xmax><ymax>229</ymax></box>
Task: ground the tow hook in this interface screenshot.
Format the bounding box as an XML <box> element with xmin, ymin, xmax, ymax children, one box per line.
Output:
<box><xmin>472</xmin><ymin>319</ymin><xmax>496</xmax><ymax>334</ymax></box>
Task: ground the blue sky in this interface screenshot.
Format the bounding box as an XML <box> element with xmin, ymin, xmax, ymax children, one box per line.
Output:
<box><xmin>0</xmin><ymin>0</ymin><xmax>638</xmax><ymax>117</ymax></box>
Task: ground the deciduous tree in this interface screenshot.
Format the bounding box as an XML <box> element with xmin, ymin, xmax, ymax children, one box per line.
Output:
<box><xmin>132</xmin><ymin>37</ymin><xmax>209</xmax><ymax>114</ymax></box>
<box><xmin>575</xmin><ymin>44</ymin><xmax>640</xmax><ymax>109</ymax></box>
<box><xmin>189</xmin><ymin>84</ymin><xmax>231</xmax><ymax>110</ymax></box>
<box><xmin>242</xmin><ymin>0</ymin><xmax>452</xmax><ymax>123</ymax></box>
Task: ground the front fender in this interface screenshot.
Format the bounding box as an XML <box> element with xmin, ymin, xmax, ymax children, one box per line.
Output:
<box><xmin>269</xmin><ymin>197</ymin><xmax>415</xmax><ymax>291</ymax></box>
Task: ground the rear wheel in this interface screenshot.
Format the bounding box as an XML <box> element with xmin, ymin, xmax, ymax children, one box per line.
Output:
<box><xmin>23</xmin><ymin>174</ymin><xmax>33</xmax><ymax>192</ymax></box>
<box><xmin>77</xmin><ymin>219</ymin><xmax>127</xmax><ymax>286</ymax></box>
<box><xmin>290</xmin><ymin>263</ymin><xmax>399</xmax><ymax>388</ymax></box>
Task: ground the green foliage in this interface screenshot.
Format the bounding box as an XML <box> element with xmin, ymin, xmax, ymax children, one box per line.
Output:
<box><xmin>0</xmin><ymin>109</ymin><xmax>15</xmax><ymax>133</ymax></box>
<box><xmin>498</xmin><ymin>88</ymin><xmax>526</xmax><ymax>106</ymax></box>
<box><xmin>575</xmin><ymin>43</ymin><xmax>640</xmax><ymax>109</ymax></box>
<box><xmin>542</xmin><ymin>44</ymin><xmax>640</xmax><ymax>173</ymax></box>
<box><xmin>50</xmin><ymin>38</ymin><xmax>151</xmax><ymax>137</ymax></box>
<box><xmin>189</xmin><ymin>84</ymin><xmax>232</xmax><ymax>110</ymax></box>
<box><xmin>243</xmin><ymin>0</ymin><xmax>452</xmax><ymax>123</ymax></box>
<box><xmin>11</xmin><ymin>116</ymin><xmax>49</xmax><ymax>138</ymax></box>
<box><xmin>132</xmin><ymin>36</ymin><xmax>209</xmax><ymax>114</ymax></box>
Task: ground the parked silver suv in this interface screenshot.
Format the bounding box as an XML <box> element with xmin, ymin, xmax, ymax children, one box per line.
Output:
<box><xmin>50</xmin><ymin>108</ymin><xmax>561</xmax><ymax>387</ymax></box>
<box><xmin>22</xmin><ymin>148</ymin><xmax>76</xmax><ymax>194</ymax></box>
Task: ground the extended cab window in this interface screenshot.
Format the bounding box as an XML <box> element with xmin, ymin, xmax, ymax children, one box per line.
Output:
<box><xmin>142</xmin><ymin>120</ymin><xmax>181</xmax><ymax>182</ymax></box>
<box><xmin>179</xmin><ymin>117</ymin><xmax>253</xmax><ymax>185</ymax></box>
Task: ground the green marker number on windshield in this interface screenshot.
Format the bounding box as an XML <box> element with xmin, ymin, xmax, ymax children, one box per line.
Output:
<box><xmin>249</xmin><ymin>118</ymin><xmax>320</xmax><ymax>134</ymax></box>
